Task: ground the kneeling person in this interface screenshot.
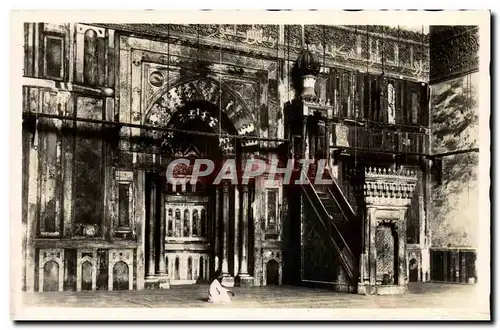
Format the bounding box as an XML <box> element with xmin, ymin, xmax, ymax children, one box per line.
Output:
<box><xmin>208</xmin><ymin>275</ymin><xmax>234</xmax><ymax>303</ymax></box>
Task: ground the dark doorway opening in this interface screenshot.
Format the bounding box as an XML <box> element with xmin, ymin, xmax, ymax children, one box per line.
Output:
<box><xmin>266</xmin><ymin>260</ymin><xmax>279</xmax><ymax>285</ymax></box>
<box><xmin>409</xmin><ymin>258</ymin><xmax>419</xmax><ymax>282</ymax></box>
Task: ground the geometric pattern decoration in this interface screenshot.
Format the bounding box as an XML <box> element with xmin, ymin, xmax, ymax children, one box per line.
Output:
<box><xmin>144</xmin><ymin>77</ymin><xmax>259</xmax><ymax>152</ymax></box>
<box><xmin>108</xmin><ymin>249</ymin><xmax>134</xmax><ymax>291</ymax></box>
<box><xmin>376</xmin><ymin>224</ymin><xmax>396</xmax><ymax>285</ymax></box>
<box><xmin>38</xmin><ymin>249</ymin><xmax>64</xmax><ymax>292</ymax></box>
<box><xmin>301</xmin><ymin>203</ymin><xmax>337</xmax><ymax>283</ymax></box>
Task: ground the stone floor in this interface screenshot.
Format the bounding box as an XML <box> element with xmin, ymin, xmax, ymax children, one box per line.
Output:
<box><xmin>21</xmin><ymin>282</ymin><xmax>488</xmax><ymax>313</ymax></box>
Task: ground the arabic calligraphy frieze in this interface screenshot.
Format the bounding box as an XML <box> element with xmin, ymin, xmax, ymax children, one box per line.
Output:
<box><xmin>137</xmin><ymin>37</ymin><xmax>279</xmax><ymax>80</ymax></box>
<box><xmin>167</xmin><ymin>24</ymin><xmax>200</xmax><ymax>36</ymax></box>
<box><xmin>199</xmin><ymin>24</ymin><xmax>280</xmax><ymax>50</ymax></box>
<box><xmin>211</xmin><ymin>24</ymin><xmax>428</xmax><ymax>78</ymax></box>
<box><xmin>117</xmin><ymin>23</ymin><xmax>429</xmax><ymax>80</ymax></box>
<box><xmin>162</xmin><ymin>23</ymin><xmax>429</xmax><ymax>45</ymax></box>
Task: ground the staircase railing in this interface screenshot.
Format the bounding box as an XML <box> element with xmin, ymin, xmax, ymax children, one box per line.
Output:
<box><xmin>300</xmin><ymin>168</ymin><xmax>357</xmax><ymax>282</ymax></box>
<box><xmin>323</xmin><ymin>168</ymin><xmax>357</xmax><ymax>222</ymax></box>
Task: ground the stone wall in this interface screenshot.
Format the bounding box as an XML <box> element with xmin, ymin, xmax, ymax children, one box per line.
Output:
<box><xmin>429</xmin><ymin>25</ymin><xmax>479</xmax><ymax>248</ymax></box>
<box><xmin>430</xmin><ymin>73</ymin><xmax>479</xmax><ymax>248</ymax></box>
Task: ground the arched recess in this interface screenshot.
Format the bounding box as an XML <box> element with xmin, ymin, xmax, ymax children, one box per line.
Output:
<box><xmin>112</xmin><ymin>261</ymin><xmax>130</xmax><ymax>291</ymax></box>
<box><xmin>199</xmin><ymin>256</ymin><xmax>204</xmax><ymax>281</ymax></box>
<box><xmin>174</xmin><ymin>257</ymin><xmax>180</xmax><ymax>280</ymax></box>
<box><xmin>38</xmin><ymin>249</ymin><xmax>64</xmax><ymax>292</ymax></box>
<box><xmin>187</xmin><ymin>257</ymin><xmax>193</xmax><ymax>280</ymax></box>
<box><xmin>265</xmin><ymin>259</ymin><xmax>280</xmax><ymax>286</ymax></box>
<box><xmin>143</xmin><ymin>77</ymin><xmax>259</xmax><ymax>150</ymax></box>
<box><xmin>81</xmin><ymin>261</ymin><xmax>93</xmax><ymax>291</ymax></box>
<box><xmin>42</xmin><ymin>260</ymin><xmax>60</xmax><ymax>292</ymax></box>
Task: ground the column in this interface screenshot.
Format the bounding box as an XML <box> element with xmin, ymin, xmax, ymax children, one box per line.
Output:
<box><xmin>358</xmin><ymin>211</ymin><xmax>366</xmax><ymax>286</ymax></box>
<box><xmin>221</xmin><ymin>181</ymin><xmax>230</xmax><ymax>275</ymax></box>
<box><xmin>214</xmin><ymin>186</ymin><xmax>220</xmax><ymax>273</ymax></box>
<box><xmin>418</xmin><ymin>195</ymin><xmax>425</xmax><ymax>248</ymax></box>
<box><xmin>158</xmin><ymin>186</ymin><xmax>167</xmax><ymax>275</ymax></box>
<box><xmin>368</xmin><ymin>207</ymin><xmax>377</xmax><ymax>287</ymax></box>
<box><xmin>238</xmin><ymin>185</ymin><xmax>250</xmax><ymax>276</ymax></box>
<box><xmin>443</xmin><ymin>251</ymin><xmax>448</xmax><ymax>282</ymax></box>
<box><xmin>460</xmin><ymin>252</ymin><xmax>467</xmax><ymax>283</ymax></box>
<box><xmin>302</xmin><ymin>116</ymin><xmax>308</xmax><ymax>159</ymax></box>
<box><xmin>234</xmin><ymin>185</ymin><xmax>240</xmax><ymax>276</ymax></box>
<box><xmin>397</xmin><ymin>221</ymin><xmax>407</xmax><ymax>287</ymax></box>
<box><xmin>171</xmin><ymin>210</ymin><xmax>176</xmax><ymax>239</ymax></box>
<box><xmin>325</xmin><ymin>119</ymin><xmax>331</xmax><ymax>168</ymax></box>
<box><xmin>189</xmin><ymin>206</ymin><xmax>193</xmax><ymax>237</ymax></box>
<box><xmin>309</xmin><ymin>121</ymin><xmax>316</xmax><ymax>160</ymax></box>
<box><xmin>26</xmin><ymin>125</ymin><xmax>39</xmax><ymax>292</ymax></box>
<box><xmin>454</xmin><ymin>251</ymin><xmax>460</xmax><ymax>282</ymax></box>
<box><xmin>318</xmin><ymin>119</ymin><xmax>326</xmax><ymax>159</ymax></box>
<box><xmin>135</xmin><ymin>171</ymin><xmax>146</xmax><ymax>290</ymax></box>
<box><xmin>147</xmin><ymin>179</ymin><xmax>156</xmax><ymax>277</ymax></box>
<box><xmin>449</xmin><ymin>251</ymin><xmax>456</xmax><ymax>282</ymax></box>
<box><xmin>363</xmin><ymin>208</ymin><xmax>371</xmax><ymax>284</ymax></box>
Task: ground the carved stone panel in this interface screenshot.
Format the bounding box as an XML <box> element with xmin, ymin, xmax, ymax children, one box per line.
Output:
<box><xmin>375</xmin><ymin>223</ymin><xmax>396</xmax><ymax>285</ymax></box>
<box><xmin>76</xmin><ymin>249</ymin><xmax>98</xmax><ymax>291</ymax></box>
<box><xmin>108</xmin><ymin>249</ymin><xmax>134</xmax><ymax>290</ymax></box>
<box><xmin>38</xmin><ymin>249</ymin><xmax>64</xmax><ymax>292</ymax></box>
<box><xmin>262</xmin><ymin>249</ymin><xmax>282</xmax><ymax>286</ymax></box>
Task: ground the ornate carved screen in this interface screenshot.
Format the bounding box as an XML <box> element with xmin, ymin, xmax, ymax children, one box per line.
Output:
<box><xmin>164</xmin><ymin>195</ymin><xmax>210</xmax><ymax>285</ymax></box>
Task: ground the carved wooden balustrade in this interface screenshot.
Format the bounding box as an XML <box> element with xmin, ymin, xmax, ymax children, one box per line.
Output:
<box><xmin>331</xmin><ymin>122</ymin><xmax>429</xmax><ymax>156</ymax></box>
<box><xmin>364</xmin><ymin>166</ymin><xmax>418</xmax><ymax>207</ymax></box>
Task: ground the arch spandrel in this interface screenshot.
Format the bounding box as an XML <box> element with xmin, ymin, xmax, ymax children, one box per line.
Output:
<box><xmin>144</xmin><ymin>77</ymin><xmax>258</xmax><ymax>140</ymax></box>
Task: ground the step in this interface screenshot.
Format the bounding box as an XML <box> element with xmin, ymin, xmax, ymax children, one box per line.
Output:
<box><xmin>320</xmin><ymin>199</ymin><xmax>337</xmax><ymax>206</ymax></box>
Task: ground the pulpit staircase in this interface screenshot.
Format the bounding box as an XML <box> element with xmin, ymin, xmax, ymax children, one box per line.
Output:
<box><xmin>300</xmin><ymin>165</ymin><xmax>359</xmax><ymax>288</ymax></box>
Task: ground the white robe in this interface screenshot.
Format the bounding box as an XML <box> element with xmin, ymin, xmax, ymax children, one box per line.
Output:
<box><xmin>208</xmin><ymin>279</ymin><xmax>232</xmax><ymax>303</ymax></box>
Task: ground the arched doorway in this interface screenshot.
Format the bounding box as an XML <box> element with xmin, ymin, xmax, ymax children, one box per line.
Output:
<box><xmin>409</xmin><ymin>258</ymin><xmax>419</xmax><ymax>282</ymax></box>
<box><xmin>266</xmin><ymin>260</ymin><xmax>280</xmax><ymax>286</ymax></box>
